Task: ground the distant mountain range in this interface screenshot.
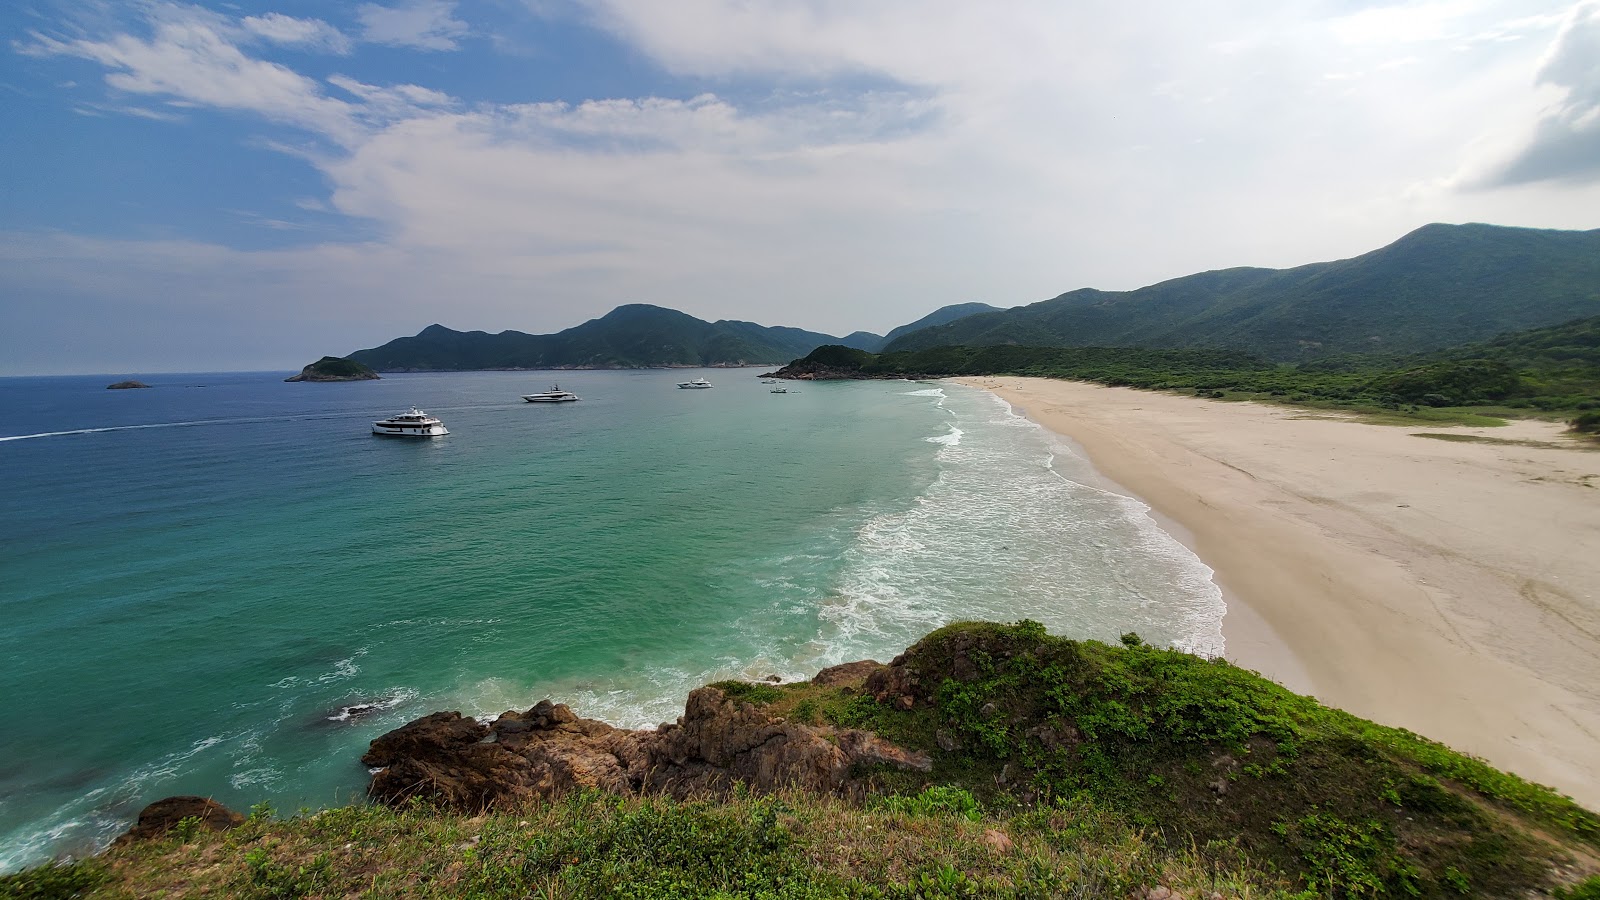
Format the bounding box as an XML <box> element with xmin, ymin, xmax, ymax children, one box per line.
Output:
<box><xmin>331</xmin><ymin>223</ymin><xmax>1597</xmax><ymax>373</ymax></box>
<box><xmin>884</xmin><ymin>223</ymin><xmax>1600</xmax><ymax>361</ymax></box>
<box><xmin>344</xmin><ymin>302</ymin><xmax>1000</xmax><ymax>371</ymax></box>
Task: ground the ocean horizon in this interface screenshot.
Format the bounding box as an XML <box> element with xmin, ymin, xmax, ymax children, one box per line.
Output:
<box><xmin>0</xmin><ymin>368</ymin><xmax>1222</xmax><ymax>872</ymax></box>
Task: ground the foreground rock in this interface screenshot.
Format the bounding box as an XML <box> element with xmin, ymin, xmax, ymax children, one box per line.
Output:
<box><xmin>285</xmin><ymin>356</ymin><xmax>380</xmax><ymax>382</ymax></box>
<box><xmin>363</xmin><ymin>685</ymin><xmax>929</xmax><ymax>810</ymax></box>
<box><xmin>106</xmin><ymin>380</ymin><xmax>149</xmax><ymax>389</ymax></box>
<box><xmin>115</xmin><ymin>796</ymin><xmax>244</xmax><ymax>845</ymax></box>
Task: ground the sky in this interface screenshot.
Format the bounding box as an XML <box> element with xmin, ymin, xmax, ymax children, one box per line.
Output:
<box><xmin>2</xmin><ymin>0</ymin><xmax>1598</xmax><ymax>375</ymax></box>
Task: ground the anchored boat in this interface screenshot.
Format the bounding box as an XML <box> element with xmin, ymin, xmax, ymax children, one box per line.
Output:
<box><xmin>372</xmin><ymin>407</ymin><xmax>449</xmax><ymax>437</ymax></box>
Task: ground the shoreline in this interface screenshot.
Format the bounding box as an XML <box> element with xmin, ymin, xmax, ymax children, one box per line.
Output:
<box><xmin>958</xmin><ymin>376</ymin><xmax>1600</xmax><ymax>808</ymax></box>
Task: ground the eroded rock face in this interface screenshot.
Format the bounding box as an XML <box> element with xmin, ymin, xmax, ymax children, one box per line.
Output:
<box><xmin>116</xmin><ymin>796</ymin><xmax>244</xmax><ymax>844</ymax></box>
<box><xmin>364</xmin><ymin>684</ymin><xmax>930</xmax><ymax>811</ymax></box>
<box><xmin>810</xmin><ymin>660</ymin><xmax>884</xmax><ymax>688</ymax></box>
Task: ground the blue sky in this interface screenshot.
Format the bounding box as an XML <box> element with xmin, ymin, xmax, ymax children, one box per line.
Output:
<box><xmin>3</xmin><ymin>0</ymin><xmax>1598</xmax><ymax>374</ymax></box>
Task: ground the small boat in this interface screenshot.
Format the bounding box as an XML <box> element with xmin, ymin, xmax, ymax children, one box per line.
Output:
<box><xmin>770</xmin><ymin>388</ymin><xmax>788</xmax><ymax>394</ymax></box>
<box><xmin>677</xmin><ymin>377</ymin><xmax>714</xmax><ymax>389</ymax></box>
<box><xmin>761</xmin><ymin>379</ymin><xmax>778</xmax><ymax>384</ymax></box>
<box><xmin>522</xmin><ymin>384</ymin><xmax>580</xmax><ymax>403</ymax></box>
<box><xmin>372</xmin><ymin>407</ymin><xmax>448</xmax><ymax>437</ymax></box>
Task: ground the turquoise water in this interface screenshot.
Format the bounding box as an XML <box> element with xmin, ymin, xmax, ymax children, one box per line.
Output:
<box><xmin>0</xmin><ymin>370</ymin><xmax>1222</xmax><ymax>871</ymax></box>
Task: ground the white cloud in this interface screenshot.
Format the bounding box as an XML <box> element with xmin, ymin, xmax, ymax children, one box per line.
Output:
<box><xmin>23</xmin><ymin>11</ymin><xmax>363</xmax><ymax>144</ymax></box>
<box><xmin>20</xmin><ymin>6</ymin><xmax>470</xmax><ymax>148</ymax></box>
<box><xmin>1458</xmin><ymin>1</ymin><xmax>1600</xmax><ymax>186</ymax></box>
<box><xmin>328</xmin><ymin>75</ymin><xmax>457</xmax><ymax>110</ymax></box>
<box><xmin>241</xmin><ymin>12</ymin><xmax>352</xmax><ymax>54</ymax></box>
<box><xmin>8</xmin><ymin>0</ymin><xmax>1600</xmax><ymax>374</ymax></box>
<box><xmin>357</xmin><ymin>0</ymin><xmax>468</xmax><ymax>51</ymax></box>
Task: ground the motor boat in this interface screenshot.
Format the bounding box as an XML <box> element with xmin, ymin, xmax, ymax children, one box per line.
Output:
<box><xmin>522</xmin><ymin>384</ymin><xmax>580</xmax><ymax>403</ymax></box>
<box><xmin>677</xmin><ymin>377</ymin><xmax>714</xmax><ymax>389</ymax></box>
<box><xmin>372</xmin><ymin>407</ymin><xmax>448</xmax><ymax>437</ymax></box>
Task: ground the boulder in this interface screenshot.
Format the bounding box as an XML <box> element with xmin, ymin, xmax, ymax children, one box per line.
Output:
<box><xmin>810</xmin><ymin>660</ymin><xmax>883</xmax><ymax>688</ymax></box>
<box><xmin>364</xmin><ymin>686</ymin><xmax>930</xmax><ymax>810</ymax></box>
<box><xmin>115</xmin><ymin>796</ymin><xmax>243</xmax><ymax>844</ymax></box>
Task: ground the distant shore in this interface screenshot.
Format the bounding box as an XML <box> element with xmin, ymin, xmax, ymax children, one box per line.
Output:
<box><xmin>957</xmin><ymin>376</ymin><xmax>1600</xmax><ymax>808</ymax></box>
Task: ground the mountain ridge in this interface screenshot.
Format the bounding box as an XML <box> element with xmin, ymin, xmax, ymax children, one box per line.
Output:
<box><xmin>342</xmin><ymin>302</ymin><xmax>1001</xmax><ymax>371</ymax></box>
<box><xmin>885</xmin><ymin>223</ymin><xmax>1600</xmax><ymax>361</ymax></box>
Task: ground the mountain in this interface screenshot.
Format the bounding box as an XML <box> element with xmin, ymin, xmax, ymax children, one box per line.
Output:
<box><xmin>769</xmin><ymin>314</ymin><xmax>1600</xmax><ymax>413</ymax></box>
<box><xmin>284</xmin><ymin>356</ymin><xmax>379</xmax><ymax>382</ymax></box>
<box><xmin>347</xmin><ymin>304</ymin><xmax>849</xmax><ymax>370</ymax></box>
<box><xmin>835</xmin><ymin>331</ymin><xmax>885</xmax><ymax>351</ymax></box>
<box><xmin>884</xmin><ymin>224</ymin><xmax>1600</xmax><ymax>361</ymax></box>
<box><xmin>878</xmin><ymin>302</ymin><xmax>1003</xmax><ymax>349</ymax></box>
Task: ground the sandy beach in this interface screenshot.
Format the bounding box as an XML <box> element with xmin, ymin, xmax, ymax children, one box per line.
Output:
<box><xmin>959</xmin><ymin>377</ymin><xmax>1600</xmax><ymax>809</ymax></box>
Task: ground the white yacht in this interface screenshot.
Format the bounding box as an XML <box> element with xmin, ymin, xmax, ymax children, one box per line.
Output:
<box><xmin>372</xmin><ymin>407</ymin><xmax>448</xmax><ymax>437</ymax></box>
<box><xmin>677</xmin><ymin>377</ymin><xmax>714</xmax><ymax>389</ymax></box>
<box><xmin>522</xmin><ymin>384</ymin><xmax>580</xmax><ymax>403</ymax></box>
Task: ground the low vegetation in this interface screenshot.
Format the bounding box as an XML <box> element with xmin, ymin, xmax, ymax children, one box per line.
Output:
<box><xmin>7</xmin><ymin>622</ymin><xmax>1596</xmax><ymax>899</ymax></box>
<box><xmin>777</xmin><ymin>315</ymin><xmax>1600</xmax><ymax>422</ymax></box>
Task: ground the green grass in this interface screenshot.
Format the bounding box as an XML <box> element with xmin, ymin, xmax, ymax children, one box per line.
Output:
<box><xmin>734</xmin><ymin>622</ymin><xmax>1600</xmax><ymax>898</ymax></box>
<box><xmin>3</xmin><ymin>791</ymin><xmax>1288</xmax><ymax>899</ymax></box>
<box><xmin>8</xmin><ymin>623</ymin><xmax>1597</xmax><ymax>899</ymax></box>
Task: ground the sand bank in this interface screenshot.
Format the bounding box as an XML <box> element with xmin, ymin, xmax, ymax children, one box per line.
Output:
<box><xmin>958</xmin><ymin>377</ymin><xmax>1600</xmax><ymax>808</ymax></box>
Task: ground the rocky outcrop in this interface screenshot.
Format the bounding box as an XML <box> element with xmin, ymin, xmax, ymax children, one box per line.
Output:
<box><xmin>364</xmin><ymin>685</ymin><xmax>930</xmax><ymax>812</ymax></box>
<box><xmin>810</xmin><ymin>660</ymin><xmax>884</xmax><ymax>687</ymax></box>
<box><xmin>115</xmin><ymin>796</ymin><xmax>244</xmax><ymax>844</ymax></box>
<box><xmin>106</xmin><ymin>380</ymin><xmax>150</xmax><ymax>389</ymax></box>
<box><xmin>285</xmin><ymin>356</ymin><xmax>380</xmax><ymax>382</ymax></box>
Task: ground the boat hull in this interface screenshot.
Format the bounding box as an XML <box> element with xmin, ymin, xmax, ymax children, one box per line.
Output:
<box><xmin>371</xmin><ymin>424</ymin><xmax>449</xmax><ymax>436</ymax></box>
<box><xmin>522</xmin><ymin>396</ymin><xmax>579</xmax><ymax>403</ymax></box>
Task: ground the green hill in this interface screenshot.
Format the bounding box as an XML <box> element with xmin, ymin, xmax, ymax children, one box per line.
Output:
<box><xmin>876</xmin><ymin>302</ymin><xmax>1005</xmax><ymax>350</ymax></box>
<box><xmin>283</xmin><ymin>355</ymin><xmax>380</xmax><ymax>382</ymax></box>
<box><xmin>885</xmin><ymin>224</ymin><xmax>1600</xmax><ymax>361</ymax></box>
<box><xmin>343</xmin><ymin>304</ymin><xmax>1002</xmax><ymax>371</ymax></box>
<box><xmin>346</xmin><ymin>304</ymin><xmax>843</xmax><ymax>370</ymax></box>
<box><xmin>15</xmin><ymin>622</ymin><xmax>1597</xmax><ymax>898</ymax></box>
<box><xmin>771</xmin><ymin>314</ymin><xmax>1600</xmax><ymax>419</ymax></box>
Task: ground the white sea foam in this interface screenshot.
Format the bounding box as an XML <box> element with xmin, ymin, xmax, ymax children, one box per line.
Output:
<box><xmin>810</xmin><ymin>383</ymin><xmax>1226</xmax><ymax>667</ymax></box>
<box><xmin>315</xmin><ymin>651</ymin><xmax>365</xmax><ymax>684</ymax></box>
<box><xmin>925</xmin><ymin>425</ymin><xmax>963</xmax><ymax>446</ymax></box>
<box><xmin>324</xmin><ymin>688</ymin><xmax>420</xmax><ymax>723</ymax></box>
<box><xmin>0</xmin><ymin>733</ymin><xmax>237</xmax><ymax>874</ymax></box>
<box><xmin>228</xmin><ymin>767</ymin><xmax>283</xmax><ymax>790</ymax></box>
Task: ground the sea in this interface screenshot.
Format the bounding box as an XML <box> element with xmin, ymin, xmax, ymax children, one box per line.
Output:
<box><xmin>0</xmin><ymin>369</ymin><xmax>1223</xmax><ymax>872</ymax></box>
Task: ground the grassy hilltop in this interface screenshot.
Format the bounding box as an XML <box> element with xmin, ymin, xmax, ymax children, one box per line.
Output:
<box><xmin>7</xmin><ymin>622</ymin><xmax>1598</xmax><ymax>899</ymax></box>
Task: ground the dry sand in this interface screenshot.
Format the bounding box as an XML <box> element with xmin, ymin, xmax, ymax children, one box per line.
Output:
<box><xmin>958</xmin><ymin>377</ymin><xmax>1600</xmax><ymax>808</ymax></box>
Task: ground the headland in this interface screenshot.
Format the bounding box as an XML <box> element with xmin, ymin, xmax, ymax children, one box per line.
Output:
<box><xmin>959</xmin><ymin>376</ymin><xmax>1600</xmax><ymax>809</ymax></box>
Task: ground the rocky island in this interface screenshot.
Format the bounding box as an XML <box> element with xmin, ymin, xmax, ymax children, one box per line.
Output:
<box><xmin>284</xmin><ymin>355</ymin><xmax>380</xmax><ymax>382</ymax></box>
<box><xmin>29</xmin><ymin>622</ymin><xmax>1600</xmax><ymax>899</ymax></box>
<box><xmin>105</xmin><ymin>380</ymin><xmax>150</xmax><ymax>389</ymax></box>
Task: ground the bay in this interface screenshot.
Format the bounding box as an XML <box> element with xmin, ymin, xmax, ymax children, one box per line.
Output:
<box><xmin>0</xmin><ymin>369</ymin><xmax>1221</xmax><ymax>871</ymax></box>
